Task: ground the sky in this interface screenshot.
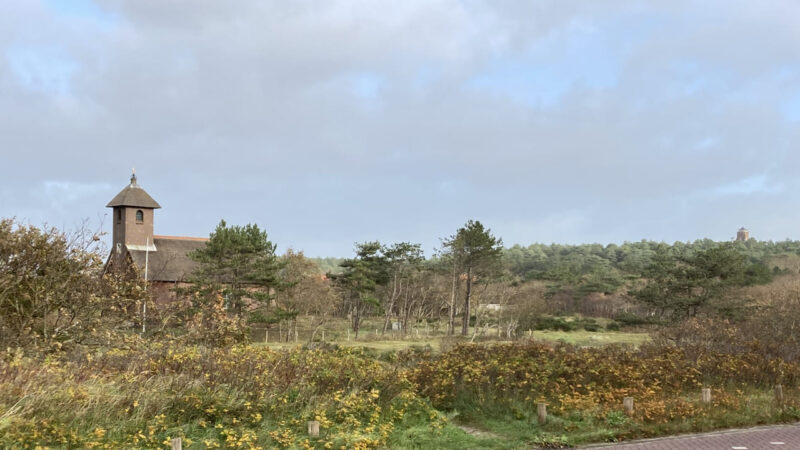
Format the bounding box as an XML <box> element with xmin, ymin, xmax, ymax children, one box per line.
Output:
<box><xmin>2</xmin><ymin>0</ymin><xmax>800</xmax><ymax>257</ymax></box>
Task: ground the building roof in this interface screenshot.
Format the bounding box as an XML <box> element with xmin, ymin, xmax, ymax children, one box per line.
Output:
<box><xmin>128</xmin><ymin>236</ymin><xmax>208</xmax><ymax>282</ymax></box>
<box><xmin>106</xmin><ymin>173</ymin><xmax>161</xmax><ymax>209</ymax></box>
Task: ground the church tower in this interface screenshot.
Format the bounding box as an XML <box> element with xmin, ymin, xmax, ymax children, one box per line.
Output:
<box><xmin>106</xmin><ymin>171</ymin><xmax>160</xmax><ymax>266</ymax></box>
<box><xmin>736</xmin><ymin>227</ymin><xmax>750</xmax><ymax>242</ymax></box>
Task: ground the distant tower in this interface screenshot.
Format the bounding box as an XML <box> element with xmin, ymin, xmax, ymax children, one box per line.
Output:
<box><xmin>736</xmin><ymin>227</ymin><xmax>750</xmax><ymax>242</ymax></box>
<box><xmin>106</xmin><ymin>170</ymin><xmax>161</xmax><ymax>268</ymax></box>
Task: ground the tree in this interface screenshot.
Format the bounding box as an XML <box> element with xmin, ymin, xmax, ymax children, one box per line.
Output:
<box><xmin>331</xmin><ymin>241</ymin><xmax>388</xmax><ymax>338</ymax></box>
<box><xmin>189</xmin><ymin>220</ymin><xmax>281</xmax><ymax>322</ymax></box>
<box><xmin>631</xmin><ymin>243</ymin><xmax>770</xmax><ymax>320</ymax></box>
<box><xmin>274</xmin><ymin>249</ymin><xmax>340</xmax><ymax>341</ymax></box>
<box><xmin>441</xmin><ymin>220</ymin><xmax>503</xmax><ymax>336</ymax></box>
<box><xmin>380</xmin><ymin>242</ymin><xmax>423</xmax><ymax>335</ymax></box>
<box><xmin>0</xmin><ymin>218</ymin><xmax>145</xmax><ymax>350</ymax></box>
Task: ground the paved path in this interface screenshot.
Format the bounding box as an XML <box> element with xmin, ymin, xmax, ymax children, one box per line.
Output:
<box><xmin>584</xmin><ymin>423</ymin><xmax>800</xmax><ymax>449</ymax></box>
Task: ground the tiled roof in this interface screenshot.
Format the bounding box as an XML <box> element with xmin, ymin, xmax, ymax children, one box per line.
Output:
<box><xmin>128</xmin><ymin>236</ymin><xmax>207</xmax><ymax>282</ymax></box>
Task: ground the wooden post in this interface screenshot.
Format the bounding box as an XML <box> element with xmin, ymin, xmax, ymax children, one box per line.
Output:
<box><xmin>170</xmin><ymin>437</ymin><xmax>182</xmax><ymax>450</ymax></box>
<box><xmin>537</xmin><ymin>402</ymin><xmax>547</xmax><ymax>425</ymax></box>
<box><xmin>308</xmin><ymin>420</ymin><xmax>320</xmax><ymax>437</ymax></box>
<box><xmin>623</xmin><ymin>397</ymin><xmax>634</xmax><ymax>416</ymax></box>
<box><xmin>347</xmin><ymin>328</ymin><xmax>350</xmax><ymax>341</ymax></box>
<box><xmin>265</xmin><ymin>329</ymin><xmax>268</xmax><ymax>343</ymax></box>
<box><xmin>701</xmin><ymin>388</ymin><xmax>712</xmax><ymax>404</ymax></box>
<box><xmin>775</xmin><ymin>385</ymin><xmax>784</xmax><ymax>405</ymax></box>
<box><xmin>322</xmin><ymin>329</ymin><xmax>325</xmax><ymax>341</ymax></box>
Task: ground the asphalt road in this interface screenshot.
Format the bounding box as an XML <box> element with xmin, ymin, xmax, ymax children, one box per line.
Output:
<box><xmin>584</xmin><ymin>424</ymin><xmax>800</xmax><ymax>449</ymax></box>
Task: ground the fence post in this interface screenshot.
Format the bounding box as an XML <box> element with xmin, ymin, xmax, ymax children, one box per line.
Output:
<box><xmin>265</xmin><ymin>329</ymin><xmax>268</xmax><ymax>343</ymax></box>
<box><xmin>322</xmin><ymin>329</ymin><xmax>325</xmax><ymax>341</ymax></box>
<box><xmin>170</xmin><ymin>437</ymin><xmax>182</xmax><ymax>450</ymax></box>
<box><xmin>775</xmin><ymin>385</ymin><xmax>784</xmax><ymax>405</ymax></box>
<box><xmin>537</xmin><ymin>402</ymin><xmax>547</xmax><ymax>424</ymax></box>
<box><xmin>701</xmin><ymin>388</ymin><xmax>712</xmax><ymax>404</ymax></box>
<box><xmin>623</xmin><ymin>397</ymin><xmax>634</xmax><ymax>416</ymax></box>
<box><xmin>308</xmin><ymin>420</ymin><xmax>320</xmax><ymax>437</ymax></box>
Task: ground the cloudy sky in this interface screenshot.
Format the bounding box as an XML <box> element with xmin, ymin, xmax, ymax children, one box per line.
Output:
<box><xmin>2</xmin><ymin>0</ymin><xmax>800</xmax><ymax>256</ymax></box>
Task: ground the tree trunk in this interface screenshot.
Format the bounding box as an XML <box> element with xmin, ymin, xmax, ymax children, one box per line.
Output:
<box><xmin>448</xmin><ymin>261</ymin><xmax>457</xmax><ymax>335</ymax></box>
<box><xmin>382</xmin><ymin>273</ymin><xmax>401</xmax><ymax>335</ymax></box>
<box><xmin>352</xmin><ymin>301</ymin><xmax>361</xmax><ymax>339</ymax></box>
<box><xmin>401</xmin><ymin>288</ymin><xmax>412</xmax><ymax>335</ymax></box>
<box><xmin>461</xmin><ymin>266</ymin><xmax>472</xmax><ymax>336</ymax></box>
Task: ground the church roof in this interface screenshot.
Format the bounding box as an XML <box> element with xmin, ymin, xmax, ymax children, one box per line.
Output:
<box><xmin>128</xmin><ymin>236</ymin><xmax>208</xmax><ymax>282</ymax></box>
<box><xmin>106</xmin><ymin>173</ymin><xmax>161</xmax><ymax>209</ymax></box>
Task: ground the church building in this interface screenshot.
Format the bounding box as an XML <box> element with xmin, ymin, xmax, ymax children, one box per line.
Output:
<box><xmin>105</xmin><ymin>172</ymin><xmax>208</xmax><ymax>302</ymax></box>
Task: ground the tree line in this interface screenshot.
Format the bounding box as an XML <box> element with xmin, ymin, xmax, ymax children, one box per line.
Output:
<box><xmin>2</xmin><ymin>215</ymin><xmax>794</xmax><ymax>351</ymax></box>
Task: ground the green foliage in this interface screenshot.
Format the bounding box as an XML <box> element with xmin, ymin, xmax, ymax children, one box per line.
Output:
<box><xmin>442</xmin><ymin>220</ymin><xmax>503</xmax><ymax>335</ymax></box>
<box><xmin>332</xmin><ymin>242</ymin><xmax>392</xmax><ymax>336</ymax></box>
<box><xmin>631</xmin><ymin>243</ymin><xmax>772</xmax><ymax>320</ymax></box>
<box><xmin>190</xmin><ymin>220</ymin><xmax>280</xmax><ymax>311</ymax></box>
<box><xmin>310</xmin><ymin>257</ymin><xmax>346</xmax><ymax>275</ymax></box>
<box><xmin>505</xmin><ymin>239</ymin><xmax>796</xmax><ymax>282</ymax></box>
<box><xmin>442</xmin><ymin>220</ymin><xmax>503</xmax><ymax>277</ymax></box>
<box><xmin>522</xmin><ymin>316</ymin><xmax>604</xmax><ymax>333</ymax></box>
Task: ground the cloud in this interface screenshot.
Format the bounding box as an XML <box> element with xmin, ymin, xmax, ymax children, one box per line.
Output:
<box><xmin>710</xmin><ymin>175</ymin><xmax>783</xmax><ymax>197</ymax></box>
<box><xmin>2</xmin><ymin>0</ymin><xmax>800</xmax><ymax>255</ymax></box>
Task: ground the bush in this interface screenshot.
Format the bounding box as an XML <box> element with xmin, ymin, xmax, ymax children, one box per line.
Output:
<box><xmin>409</xmin><ymin>340</ymin><xmax>800</xmax><ymax>429</ymax></box>
<box><xmin>0</xmin><ymin>219</ymin><xmax>146</xmax><ymax>352</ymax></box>
<box><xmin>614</xmin><ymin>312</ymin><xmax>660</xmax><ymax>326</ymax></box>
<box><xmin>0</xmin><ymin>343</ymin><xmax>444</xmax><ymax>448</ymax></box>
<box><xmin>534</xmin><ymin>317</ymin><xmax>575</xmax><ymax>331</ymax></box>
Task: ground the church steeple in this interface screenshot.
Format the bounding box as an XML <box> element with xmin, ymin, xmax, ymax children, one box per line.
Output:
<box><xmin>107</xmin><ymin>171</ymin><xmax>160</xmax><ymax>260</ymax></box>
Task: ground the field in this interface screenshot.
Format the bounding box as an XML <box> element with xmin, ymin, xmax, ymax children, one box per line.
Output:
<box><xmin>254</xmin><ymin>316</ymin><xmax>650</xmax><ymax>353</ymax></box>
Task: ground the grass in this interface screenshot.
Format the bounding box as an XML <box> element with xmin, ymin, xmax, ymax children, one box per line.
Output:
<box><xmin>531</xmin><ymin>329</ymin><xmax>650</xmax><ymax>347</ymax></box>
<box><xmin>388</xmin><ymin>417</ymin><xmax>501</xmax><ymax>449</ymax></box>
<box><xmin>433</xmin><ymin>389</ymin><xmax>800</xmax><ymax>448</ymax></box>
<box><xmin>253</xmin><ymin>315</ymin><xmax>651</xmax><ymax>352</ymax></box>
<box><xmin>256</xmin><ymin>330</ymin><xmax>649</xmax><ymax>353</ymax></box>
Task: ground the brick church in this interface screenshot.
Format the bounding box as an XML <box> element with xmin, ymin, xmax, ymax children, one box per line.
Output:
<box><xmin>104</xmin><ymin>172</ymin><xmax>207</xmax><ymax>302</ymax></box>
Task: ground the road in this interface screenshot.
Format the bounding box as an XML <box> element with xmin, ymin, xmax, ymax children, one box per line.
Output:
<box><xmin>584</xmin><ymin>423</ymin><xmax>800</xmax><ymax>449</ymax></box>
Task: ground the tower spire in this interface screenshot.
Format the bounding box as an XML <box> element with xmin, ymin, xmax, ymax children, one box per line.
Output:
<box><xmin>130</xmin><ymin>167</ymin><xmax>138</xmax><ymax>186</ymax></box>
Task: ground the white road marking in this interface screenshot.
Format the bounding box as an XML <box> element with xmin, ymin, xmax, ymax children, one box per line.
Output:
<box><xmin>732</xmin><ymin>447</ymin><xmax>748</xmax><ymax>449</ymax></box>
<box><xmin>770</xmin><ymin>443</ymin><xmax>785</xmax><ymax>445</ymax></box>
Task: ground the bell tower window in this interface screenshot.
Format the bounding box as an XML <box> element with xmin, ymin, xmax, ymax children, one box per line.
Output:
<box><xmin>135</xmin><ymin>210</ymin><xmax>144</xmax><ymax>223</ymax></box>
<box><xmin>116</xmin><ymin>208</ymin><xmax>122</xmax><ymax>223</ymax></box>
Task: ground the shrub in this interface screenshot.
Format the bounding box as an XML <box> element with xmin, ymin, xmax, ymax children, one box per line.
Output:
<box><xmin>0</xmin><ymin>343</ymin><xmax>444</xmax><ymax>449</ymax></box>
<box><xmin>0</xmin><ymin>219</ymin><xmax>147</xmax><ymax>352</ymax></box>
